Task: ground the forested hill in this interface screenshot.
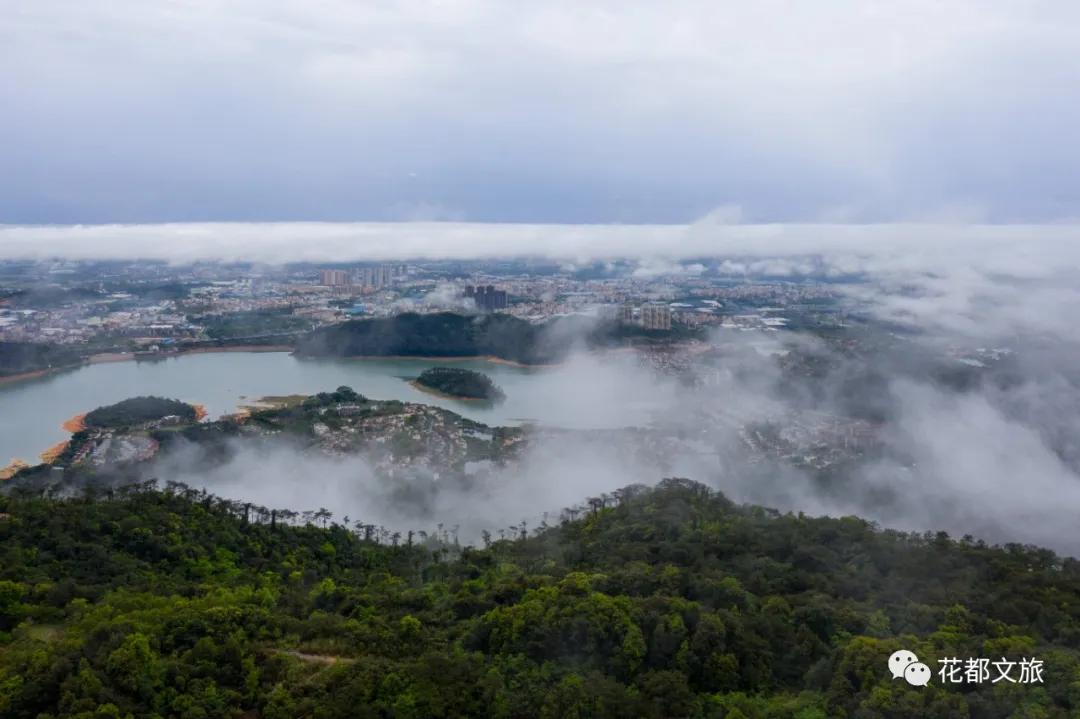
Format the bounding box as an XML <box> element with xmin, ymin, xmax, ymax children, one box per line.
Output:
<box><xmin>83</xmin><ymin>396</ymin><xmax>197</xmax><ymax>429</ymax></box>
<box><xmin>294</xmin><ymin>312</ymin><xmax>691</xmax><ymax>365</ymax></box>
<box><xmin>0</xmin><ymin>341</ymin><xmax>86</xmax><ymax>378</ymax></box>
<box><xmin>294</xmin><ymin>312</ymin><xmax>558</xmax><ymax>364</ymax></box>
<box><xmin>415</xmin><ymin>367</ymin><xmax>506</xmax><ymax>401</ymax></box>
<box><xmin>2</xmin><ymin>479</ymin><xmax>1079</xmax><ymax>718</ymax></box>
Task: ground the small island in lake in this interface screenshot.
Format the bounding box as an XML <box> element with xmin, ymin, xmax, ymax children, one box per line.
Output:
<box><xmin>412</xmin><ymin>367</ymin><xmax>506</xmax><ymax>402</ymax></box>
<box><xmin>83</xmin><ymin>396</ymin><xmax>200</xmax><ymax>429</ymax></box>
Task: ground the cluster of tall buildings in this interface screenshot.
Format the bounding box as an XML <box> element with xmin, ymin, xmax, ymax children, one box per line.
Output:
<box><xmin>640</xmin><ymin>304</ymin><xmax>672</xmax><ymax>330</ymax></box>
<box><xmin>465</xmin><ymin>285</ymin><xmax>509</xmax><ymax>311</ymax></box>
<box><xmin>609</xmin><ymin>302</ymin><xmax>672</xmax><ymax>330</ymax></box>
<box><xmin>319</xmin><ymin>265</ymin><xmax>406</xmax><ymax>289</ymax></box>
<box><xmin>358</xmin><ymin>265</ymin><xmax>404</xmax><ymax>289</ymax></box>
<box><xmin>319</xmin><ymin>269</ymin><xmax>350</xmax><ymax>287</ymax></box>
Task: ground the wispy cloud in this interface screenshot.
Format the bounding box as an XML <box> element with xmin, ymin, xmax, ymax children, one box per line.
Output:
<box><xmin>6</xmin><ymin>217</ymin><xmax>1080</xmax><ymax>341</ymax></box>
<box><xmin>3</xmin><ymin>220</ymin><xmax>1079</xmax><ymax>266</ymax></box>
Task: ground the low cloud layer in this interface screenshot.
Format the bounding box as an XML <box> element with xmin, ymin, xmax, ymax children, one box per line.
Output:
<box><xmin>4</xmin><ymin>220</ymin><xmax>1080</xmax><ymax>269</ymax></box>
<box><xmin>7</xmin><ymin>220</ymin><xmax>1080</xmax><ymax>554</ymax></box>
<box><xmin>7</xmin><ymin>219</ymin><xmax>1080</xmax><ymax>341</ymax></box>
<box><xmin>139</xmin><ymin>323</ymin><xmax>1080</xmax><ymax>556</ymax></box>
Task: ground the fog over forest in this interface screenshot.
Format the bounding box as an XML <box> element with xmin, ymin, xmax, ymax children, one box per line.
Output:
<box><xmin>121</xmin><ymin>226</ymin><xmax>1080</xmax><ymax>555</ymax></box>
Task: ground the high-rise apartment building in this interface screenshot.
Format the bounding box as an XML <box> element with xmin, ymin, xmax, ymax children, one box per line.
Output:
<box><xmin>465</xmin><ymin>285</ymin><xmax>509</xmax><ymax>311</ymax></box>
<box><xmin>319</xmin><ymin>269</ymin><xmax>349</xmax><ymax>286</ymax></box>
<box><xmin>356</xmin><ymin>264</ymin><xmax>402</xmax><ymax>289</ymax></box>
<box><xmin>640</xmin><ymin>304</ymin><xmax>672</xmax><ymax>330</ymax></box>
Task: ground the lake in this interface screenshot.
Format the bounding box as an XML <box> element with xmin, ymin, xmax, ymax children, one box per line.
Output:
<box><xmin>0</xmin><ymin>350</ymin><xmax>669</xmax><ymax>465</ymax></box>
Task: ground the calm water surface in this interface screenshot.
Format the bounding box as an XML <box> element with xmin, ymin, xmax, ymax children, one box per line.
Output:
<box><xmin>0</xmin><ymin>351</ymin><xmax>660</xmax><ymax>464</ymax></box>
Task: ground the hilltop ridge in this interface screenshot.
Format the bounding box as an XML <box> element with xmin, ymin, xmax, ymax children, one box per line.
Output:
<box><xmin>0</xmin><ymin>478</ymin><xmax>1076</xmax><ymax>717</ymax></box>
<box><xmin>294</xmin><ymin>311</ymin><xmax>693</xmax><ymax>365</ymax></box>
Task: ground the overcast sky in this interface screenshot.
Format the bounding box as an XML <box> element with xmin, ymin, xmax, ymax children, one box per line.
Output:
<box><xmin>3</xmin><ymin>1</ymin><xmax>1080</xmax><ymax>224</ymax></box>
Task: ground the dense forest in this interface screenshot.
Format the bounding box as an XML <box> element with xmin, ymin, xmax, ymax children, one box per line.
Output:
<box><xmin>415</xmin><ymin>367</ymin><xmax>505</xmax><ymax>401</ymax></box>
<box><xmin>0</xmin><ymin>341</ymin><xmax>86</xmax><ymax>378</ymax></box>
<box><xmin>295</xmin><ymin>312</ymin><xmax>559</xmax><ymax>364</ymax></box>
<box><xmin>188</xmin><ymin>309</ymin><xmax>315</xmax><ymax>341</ymax></box>
<box><xmin>1</xmin><ymin>478</ymin><xmax>1077</xmax><ymax>718</ymax></box>
<box><xmin>83</xmin><ymin>397</ymin><xmax>197</xmax><ymax>429</ymax></box>
<box><xmin>1</xmin><ymin>287</ymin><xmax>105</xmax><ymax>310</ymax></box>
<box><xmin>295</xmin><ymin>312</ymin><xmax>694</xmax><ymax>365</ymax></box>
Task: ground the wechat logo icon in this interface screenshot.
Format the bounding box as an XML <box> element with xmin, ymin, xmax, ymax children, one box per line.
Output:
<box><xmin>889</xmin><ymin>650</ymin><xmax>931</xmax><ymax>687</ymax></box>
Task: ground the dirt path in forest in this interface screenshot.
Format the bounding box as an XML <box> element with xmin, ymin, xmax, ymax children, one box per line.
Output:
<box><xmin>276</xmin><ymin>650</ymin><xmax>356</xmax><ymax>665</ymax></box>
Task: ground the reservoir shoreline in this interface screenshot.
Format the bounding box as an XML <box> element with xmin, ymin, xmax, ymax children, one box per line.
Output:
<box><xmin>336</xmin><ymin>354</ymin><xmax>560</xmax><ymax>368</ymax></box>
<box><xmin>0</xmin><ymin>348</ymin><xmax>559</xmax><ymax>388</ymax></box>
<box><xmin>407</xmin><ymin>379</ymin><xmax>487</xmax><ymax>403</ymax></box>
<box><xmin>0</xmin><ymin>346</ymin><xmax>296</xmax><ymax>387</ymax></box>
<box><xmin>0</xmin><ymin>349</ymin><xmax>638</xmax><ymax>470</ymax></box>
<box><xmin>0</xmin><ymin>352</ymin><xmax>539</xmax><ymax>463</ymax></box>
<box><xmin>0</xmin><ymin>367</ymin><xmax>59</xmax><ymax>385</ymax></box>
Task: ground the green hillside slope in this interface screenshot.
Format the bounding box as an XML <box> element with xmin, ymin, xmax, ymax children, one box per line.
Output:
<box><xmin>0</xmin><ymin>479</ymin><xmax>1076</xmax><ymax>718</ymax></box>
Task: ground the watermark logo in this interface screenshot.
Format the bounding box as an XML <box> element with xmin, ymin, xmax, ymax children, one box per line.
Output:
<box><xmin>888</xmin><ymin>649</ymin><xmax>919</xmax><ymax>681</ymax></box>
<box><xmin>905</xmin><ymin>661</ymin><xmax>933</xmax><ymax>686</ymax></box>
<box><xmin>889</xmin><ymin>650</ymin><xmax>1045</xmax><ymax>687</ymax></box>
<box><xmin>937</xmin><ymin>657</ymin><xmax>1044</xmax><ymax>685</ymax></box>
